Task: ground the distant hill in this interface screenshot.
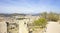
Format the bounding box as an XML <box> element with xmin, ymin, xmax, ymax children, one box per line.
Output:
<box><xmin>0</xmin><ymin>13</ymin><xmax>26</xmax><ymax>17</ymax></box>
<box><xmin>31</xmin><ymin>13</ymin><xmax>40</xmax><ymax>16</ymax></box>
<box><xmin>0</xmin><ymin>13</ymin><xmax>40</xmax><ymax>17</ymax></box>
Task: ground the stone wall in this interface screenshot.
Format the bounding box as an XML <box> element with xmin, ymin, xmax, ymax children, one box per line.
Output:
<box><xmin>7</xmin><ymin>22</ymin><xmax>19</xmax><ymax>33</ymax></box>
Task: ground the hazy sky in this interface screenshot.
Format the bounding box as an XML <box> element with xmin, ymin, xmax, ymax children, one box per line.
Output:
<box><xmin>0</xmin><ymin>0</ymin><xmax>60</xmax><ymax>14</ymax></box>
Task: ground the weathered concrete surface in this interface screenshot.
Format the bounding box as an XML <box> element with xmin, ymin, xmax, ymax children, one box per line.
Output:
<box><xmin>7</xmin><ymin>23</ymin><xmax>19</xmax><ymax>33</ymax></box>
<box><xmin>0</xmin><ymin>22</ymin><xmax>7</xmax><ymax>33</ymax></box>
<box><xmin>32</xmin><ymin>28</ymin><xmax>44</xmax><ymax>33</ymax></box>
<box><xmin>18</xmin><ymin>19</ymin><xmax>28</xmax><ymax>33</ymax></box>
<box><xmin>46</xmin><ymin>21</ymin><xmax>60</xmax><ymax>33</ymax></box>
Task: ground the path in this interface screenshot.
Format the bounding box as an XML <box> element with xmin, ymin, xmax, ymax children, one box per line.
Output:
<box><xmin>45</xmin><ymin>21</ymin><xmax>60</xmax><ymax>33</ymax></box>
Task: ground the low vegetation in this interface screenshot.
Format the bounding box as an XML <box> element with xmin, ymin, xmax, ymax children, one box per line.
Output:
<box><xmin>41</xmin><ymin>12</ymin><xmax>59</xmax><ymax>22</ymax></box>
<box><xmin>33</xmin><ymin>18</ymin><xmax>47</xmax><ymax>28</ymax></box>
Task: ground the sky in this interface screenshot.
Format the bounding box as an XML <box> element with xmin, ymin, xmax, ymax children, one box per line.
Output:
<box><xmin>0</xmin><ymin>0</ymin><xmax>60</xmax><ymax>14</ymax></box>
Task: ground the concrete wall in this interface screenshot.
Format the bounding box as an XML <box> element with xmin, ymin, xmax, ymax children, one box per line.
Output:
<box><xmin>0</xmin><ymin>22</ymin><xmax>7</xmax><ymax>33</ymax></box>
<box><xmin>18</xmin><ymin>19</ymin><xmax>29</xmax><ymax>33</ymax></box>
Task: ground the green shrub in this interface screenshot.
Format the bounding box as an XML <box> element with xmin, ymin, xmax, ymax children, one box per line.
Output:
<box><xmin>33</xmin><ymin>18</ymin><xmax>47</xmax><ymax>28</ymax></box>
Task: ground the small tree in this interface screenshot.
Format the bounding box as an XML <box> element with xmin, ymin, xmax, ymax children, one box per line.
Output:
<box><xmin>41</xmin><ymin>12</ymin><xmax>47</xmax><ymax>19</ymax></box>
<box><xmin>33</xmin><ymin>18</ymin><xmax>47</xmax><ymax>28</ymax></box>
<box><xmin>47</xmin><ymin>12</ymin><xmax>59</xmax><ymax>21</ymax></box>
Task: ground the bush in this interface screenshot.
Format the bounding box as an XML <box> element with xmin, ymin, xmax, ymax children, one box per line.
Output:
<box><xmin>47</xmin><ymin>12</ymin><xmax>59</xmax><ymax>21</ymax></box>
<box><xmin>33</xmin><ymin>18</ymin><xmax>47</xmax><ymax>28</ymax></box>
